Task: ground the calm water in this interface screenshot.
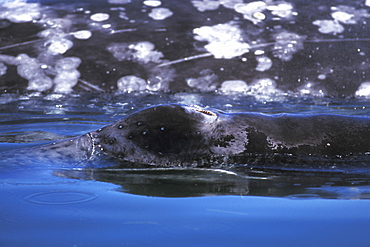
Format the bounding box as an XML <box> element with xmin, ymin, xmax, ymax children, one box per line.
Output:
<box><xmin>1</xmin><ymin>0</ymin><xmax>370</xmax><ymax>246</ymax></box>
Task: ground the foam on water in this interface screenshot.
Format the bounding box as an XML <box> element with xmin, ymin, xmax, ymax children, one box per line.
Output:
<box><xmin>148</xmin><ymin>7</ymin><xmax>173</xmax><ymax>20</ymax></box>
<box><xmin>0</xmin><ymin>0</ymin><xmax>370</xmax><ymax>98</ymax></box>
<box><xmin>90</xmin><ymin>13</ymin><xmax>110</xmax><ymax>22</ymax></box>
<box><xmin>0</xmin><ymin>1</ymin><xmax>41</xmax><ymax>23</ymax></box>
<box><xmin>143</xmin><ymin>0</ymin><xmax>162</xmax><ymax>7</ymax></box>
<box><xmin>117</xmin><ymin>75</ymin><xmax>147</xmax><ymax>92</ymax></box>
<box><xmin>193</xmin><ymin>23</ymin><xmax>250</xmax><ymax>59</ymax></box>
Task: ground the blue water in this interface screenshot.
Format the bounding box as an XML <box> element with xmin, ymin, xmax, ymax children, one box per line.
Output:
<box><xmin>1</xmin><ymin>93</ymin><xmax>370</xmax><ymax>246</ymax></box>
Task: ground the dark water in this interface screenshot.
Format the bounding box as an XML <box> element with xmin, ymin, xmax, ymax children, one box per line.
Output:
<box><xmin>1</xmin><ymin>0</ymin><xmax>370</xmax><ymax>246</ymax></box>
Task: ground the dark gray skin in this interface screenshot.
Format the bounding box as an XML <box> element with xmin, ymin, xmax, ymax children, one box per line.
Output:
<box><xmin>2</xmin><ymin>104</ymin><xmax>370</xmax><ymax>168</ymax></box>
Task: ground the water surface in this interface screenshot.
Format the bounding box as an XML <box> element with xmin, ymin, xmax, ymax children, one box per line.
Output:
<box><xmin>1</xmin><ymin>0</ymin><xmax>370</xmax><ymax>246</ymax></box>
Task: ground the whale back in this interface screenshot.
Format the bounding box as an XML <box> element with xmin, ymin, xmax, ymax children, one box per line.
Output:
<box><xmin>91</xmin><ymin>104</ymin><xmax>219</xmax><ymax>166</ymax></box>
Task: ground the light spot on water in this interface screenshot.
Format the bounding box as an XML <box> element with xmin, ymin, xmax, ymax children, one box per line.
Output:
<box><xmin>117</xmin><ymin>75</ymin><xmax>147</xmax><ymax>92</ymax></box>
<box><xmin>71</xmin><ymin>30</ymin><xmax>92</xmax><ymax>40</ymax></box>
<box><xmin>255</xmin><ymin>56</ymin><xmax>272</xmax><ymax>72</ymax></box>
<box><xmin>143</xmin><ymin>0</ymin><xmax>161</xmax><ymax>7</ymax></box>
<box><xmin>313</xmin><ymin>19</ymin><xmax>344</xmax><ymax>34</ymax></box>
<box><xmin>254</xmin><ymin>49</ymin><xmax>264</xmax><ymax>55</ymax></box>
<box><xmin>192</xmin><ymin>0</ymin><xmax>220</xmax><ymax>12</ymax></box>
<box><xmin>108</xmin><ymin>0</ymin><xmax>131</xmax><ymax>4</ymax></box>
<box><xmin>90</xmin><ymin>13</ymin><xmax>110</xmax><ymax>22</ymax></box>
<box><xmin>148</xmin><ymin>7</ymin><xmax>173</xmax><ymax>20</ymax></box>
<box><xmin>252</xmin><ymin>12</ymin><xmax>265</xmax><ymax>21</ymax></box>
<box><xmin>355</xmin><ymin>82</ymin><xmax>370</xmax><ymax>97</ymax></box>
<box><xmin>193</xmin><ymin>23</ymin><xmax>250</xmax><ymax>59</ymax></box>
<box><xmin>318</xmin><ymin>74</ymin><xmax>326</xmax><ymax>80</ymax></box>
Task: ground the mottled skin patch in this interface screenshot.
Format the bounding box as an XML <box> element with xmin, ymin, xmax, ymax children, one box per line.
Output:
<box><xmin>2</xmin><ymin>104</ymin><xmax>370</xmax><ymax>168</ymax></box>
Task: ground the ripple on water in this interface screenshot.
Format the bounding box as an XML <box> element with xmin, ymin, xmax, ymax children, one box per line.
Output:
<box><xmin>23</xmin><ymin>190</ymin><xmax>97</xmax><ymax>205</ymax></box>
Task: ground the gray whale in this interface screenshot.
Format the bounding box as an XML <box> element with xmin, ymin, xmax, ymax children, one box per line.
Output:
<box><xmin>2</xmin><ymin>104</ymin><xmax>370</xmax><ymax>169</ymax></box>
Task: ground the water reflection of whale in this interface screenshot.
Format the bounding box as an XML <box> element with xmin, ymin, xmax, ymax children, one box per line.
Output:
<box><xmin>2</xmin><ymin>103</ymin><xmax>370</xmax><ymax>171</ymax></box>
<box><xmin>55</xmin><ymin>167</ymin><xmax>370</xmax><ymax>199</ymax></box>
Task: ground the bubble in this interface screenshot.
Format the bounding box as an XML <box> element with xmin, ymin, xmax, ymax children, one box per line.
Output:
<box><xmin>355</xmin><ymin>82</ymin><xmax>370</xmax><ymax>97</ymax></box>
<box><xmin>186</xmin><ymin>69</ymin><xmax>218</xmax><ymax>91</ymax></box>
<box><xmin>0</xmin><ymin>62</ymin><xmax>7</xmax><ymax>76</ymax></box>
<box><xmin>143</xmin><ymin>0</ymin><xmax>162</xmax><ymax>7</ymax></box>
<box><xmin>38</xmin><ymin>28</ymin><xmax>65</xmax><ymax>39</ymax></box>
<box><xmin>313</xmin><ymin>20</ymin><xmax>344</xmax><ymax>34</ymax></box>
<box><xmin>117</xmin><ymin>75</ymin><xmax>147</xmax><ymax>92</ymax></box>
<box><xmin>234</xmin><ymin>2</ymin><xmax>267</xmax><ymax>24</ymax></box>
<box><xmin>331</xmin><ymin>11</ymin><xmax>355</xmax><ymax>24</ymax></box>
<box><xmin>220</xmin><ymin>80</ymin><xmax>249</xmax><ymax>93</ymax></box>
<box><xmin>192</xmin><ymin>0</ymin><xmax>220</xmax><ymax>12</ymax></box>
<box><xmin>298</xmin><ymin>82</ymin><xmax>326</xmax><ymax>97</ymax></box>
<box><xmin>53</xmin><ymin>57</ymin><xmax>81</xmax><ymax>93</ymax></box>
<box><xmin>118</xmin><ymin>125</ymin><xmax>123</xmax><ymax>129</ymax></box>
<box><xmin>53</xmin><ymin>70</ymin><xmax>80</xmax><ymax>93</ymax></box>
<box><xmin>273</xmin><ymin>31</ymin><xmax>305</xmax><ymax>61</ymax></box>
<box><xmin>90</xmin><ymin>13</ymin><xmax>110</xmax><ymax>22</ymax></box>
<box><xmin>14</xmin><ymin>54</ymin><xmax>54</xmax><ymax>92</ymax></box>
<box><xmin>16</xmin><ymin>54</ymin><xmax>40</xmax><ymax>79</ymax></box>
<box><xmin>317</xmin><ymin>74</ymin><xmax>326</xmax><ymax>80</ymax></box>
<box><xmin>0</xmin><ymin>54</ymin><xmax>18</xmax><ymax>65</ymax></box>
<box><xmin>71</xmin><ymin>30</ymin><xmax>92</xmax><ymax>40</ymax></box>
<box><xmin>130</xmin><ymin>41</ymin><xmax>164</xmax><ymax>63</ymax></box>
<box><xmin>330</xmin><ymin>5</ymin><xmax>370</xmax><ymax>25</ymax></box>
<box><xmin>46</xmin><ymin>38</ymin><xmax>74</xmax><ymax>55</ymax></box>
<box><xmin>255</xmin><ymin>56</ymin><xmax>272</xmax><ymax>72</ymax></box>
<box><xmin>107</xmin><ymin>42</ymin><xmax>164</xmax><ymax>64</ymax></box>
<box><xmin>267</xmin><ymin>2</ymin><xmax>294</xmax><ymax>19</ymax></box>
<box><xmin>0</xmin><ymin>1</ymin><xmax>41</xmax><ymax>23</ymax></box>
<box><xmin>27</xmin><ymin>77</ymin><xmax>53</xmax><ymax>92</ymax></box>
<box><xmin>193</xmin><ymin>23</ymin><xmax>250</xmax><ymax>59</ymax></box>
<box><xmin>148</xmin><ymin>7</ymin><xmax>173</xmax><ymax>20</ymax></box>
<box><xmin>108</xmin><ymin>0</ymin><xmax>131</xmax><ymax>4</ymax></box>
<box><xmin>249</xmin><ymin>78</ymin><xmax>282</xmax><ymax>95</ymax></box>
<box><xmin>45</xmin><ymin>18</ymin><xmax>72</xmax><ymax>29</ymax></box>
<box><xmin>55</xmin><ymin>57</ymin><xmax>82</xmax><ymax>71</ymax></box>
<box><xmin>252</xmin><ymin>12</ymin><xmax>265</xmax><ymax>20</ymax></box>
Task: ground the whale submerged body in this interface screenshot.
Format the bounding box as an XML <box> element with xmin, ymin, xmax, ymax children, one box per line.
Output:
<box><xmin>2</xmin><ymin>104</ymin><xmax>370</xmax><ymax>170</ymax></box>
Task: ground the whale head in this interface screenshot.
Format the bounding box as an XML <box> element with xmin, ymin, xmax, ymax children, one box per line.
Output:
<box><xmin>90</xmin><ymin>104</ymin><xmax>225</xmax><ymax>166</ymax></box>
